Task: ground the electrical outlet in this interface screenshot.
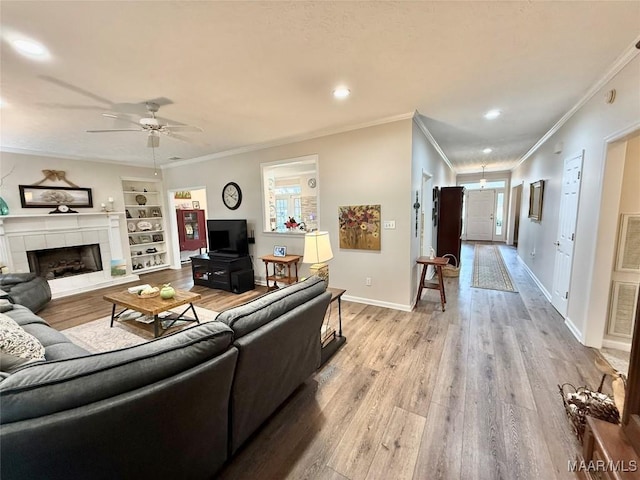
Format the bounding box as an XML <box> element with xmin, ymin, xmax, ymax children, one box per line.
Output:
<box><xmin>383</xmin><ymin>220</ymin><xmax>396</xmax><ymax>229</ymax></box>
<box><xmin>366</xmin><ymin>277</ymin><xmax>372</xmax><ymax>286</ymax></box>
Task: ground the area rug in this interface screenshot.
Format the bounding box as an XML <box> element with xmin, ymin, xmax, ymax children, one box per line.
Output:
<box><xmin>62</xmin><ymin>305</ymin><xmax>219</xmax><ymax>353</ymax></box>
<box><xmin>599</xmin><ymin>347</ymin><xmax>630</xmax><ymax>375</ymax></box>
<box><xmin>471</xmin><ymin>244</ymin><xmax>517</xmax><ymax>292</ymax></box>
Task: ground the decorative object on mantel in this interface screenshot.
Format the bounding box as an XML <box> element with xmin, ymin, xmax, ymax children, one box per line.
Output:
<box><xmin>284</xmin><ymin>216</ymin><xmax>299</xmax><ymax>231</ymax></box>
<box><xmin>31</xmin><ymin>170</ymin><xmax>79</xmax><ymax>187</ymax></box>
<box><xmin>49</xmin><ymin>204</ymin><xmax>78</xmax><ymax>214</ymax></box>
<box><xmin>413</xmin><ymin>190</ymin><xmax>420</xmax><ymax>237</ymax></box>
<box><xmin>338</xmin><ymin>204</ymin><xmax>381</xmax><ymax>251</ymax></box>
<box><xmin>0</xmin><ymin>165</ymin><xmax>15</xmax><ymax>216</ymax></box>
<box><xmin>19</xmin><ymin>185</ymin><xmax>93</xmax><ymax>209</ymax></box>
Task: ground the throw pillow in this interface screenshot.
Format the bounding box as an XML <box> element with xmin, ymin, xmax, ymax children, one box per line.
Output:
<box><xmin>0</xmin><ymin>313</ymin><xmax>45</xmax><ymax>372</ymax></box>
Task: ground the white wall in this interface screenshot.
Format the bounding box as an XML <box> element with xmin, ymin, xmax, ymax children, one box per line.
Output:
<box><xmin>511</xmin><ymin>54</ymin><xmax>640</xmax><ymax>347</ymax></box>
<box><xmin>163</xmin><ymin>119</ymin><xmax>417</xmax><ymax>309</ymax></box>
<box><xmin>410</xmin><ymin>119</ymin><xmax>457</xmax><ymax>306</ymax></box>
<box><xmin>0</xmin><ymin>151</ymin><xmax>159</xmax><ymax>272</ymax></box>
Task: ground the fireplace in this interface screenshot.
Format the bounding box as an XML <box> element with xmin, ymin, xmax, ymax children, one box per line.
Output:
<box><xmin>27</xmin><ymin>244</ymin><xmax>103</xmax><ymax>280</ymax></box>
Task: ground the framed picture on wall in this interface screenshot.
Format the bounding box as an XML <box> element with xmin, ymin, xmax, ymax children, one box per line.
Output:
<box><xmin>528</xmin><ymin>180</ymin><xmax>544</xmax><ymax>221</ymax></box>
<box><xmin>192</xmin><ymin>201</ymin><xmax>201</xmax><ymax>209</ymax></box>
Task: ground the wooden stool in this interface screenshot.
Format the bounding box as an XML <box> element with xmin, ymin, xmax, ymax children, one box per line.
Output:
<box><xmin>414</xmin><ymin>256</ymin><xmax>450</xmax><ymax>311</ymax></box>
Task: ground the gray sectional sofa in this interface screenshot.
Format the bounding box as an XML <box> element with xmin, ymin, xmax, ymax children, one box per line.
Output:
<box><xmin>0</xmin><ymin>276</ymin><xmax>331</xmax><ymax>480</ymax></box>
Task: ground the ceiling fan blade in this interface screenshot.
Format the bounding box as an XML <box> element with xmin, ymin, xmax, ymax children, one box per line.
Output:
<box><xmin>162</xmin><ymin>125</ymin><xmax>203</xmax><ymax>133</ymax></box>
<box><xmin>163</xmin><ymin>132</ymin><xmax>197</xmax><ymax>144</ymax></box>
<box><xmin>86</xmin><ymin>129</ymin><xmax>143</xmax><ymax>133</ymax></box>
<box><xmin>102</xmin><ymin>113</ymin><xmax>141</xmax><ymax>127</ymax></box>
<box><xmin>36</xmin><ymin>103</ymin><xmax>104</xmax><ymax>111</ymax></box>
<box><xmin>143</xmin><ymin>97</ymin><xmax>173</xmax><ymax>107</ymax></box>
<box><xmin>39</xmin><ymin>75</ymin><xmax>113</xmax><ymax>106</ymax></box>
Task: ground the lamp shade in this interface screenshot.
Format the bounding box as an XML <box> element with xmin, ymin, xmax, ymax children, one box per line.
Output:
<box><xmin>303</xmin><ymin>231</ymin><xmax>333</xmax><ymax>264</ymax></box>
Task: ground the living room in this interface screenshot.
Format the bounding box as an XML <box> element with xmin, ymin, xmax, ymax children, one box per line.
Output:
<box><xmin>2</xmin><ymin>2</ymin><xmax>640</xmax><ymax>479</ymax></box>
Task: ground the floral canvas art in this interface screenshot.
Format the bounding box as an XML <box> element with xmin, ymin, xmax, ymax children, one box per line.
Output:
<box><xmin>338</xmin><ymin>204</ymin><xmax>381</xmax><ymax>251</ymax></box>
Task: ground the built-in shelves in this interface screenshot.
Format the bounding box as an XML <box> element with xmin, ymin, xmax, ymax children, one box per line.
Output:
<box><xmin>122</xmin><ymin>179</ymin><xmax>169</xmax><ymax>274</ymax></box>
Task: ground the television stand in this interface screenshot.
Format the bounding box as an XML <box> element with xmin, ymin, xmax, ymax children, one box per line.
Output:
<box><xmin>191</xmin><ymin>254</ymin><xmax>253</xmax><ymax>293</ymax></box>
<box><xmin>208</xmin><ymin>251</ymin><xmax>240</xmax><ymax>258</ymax></box>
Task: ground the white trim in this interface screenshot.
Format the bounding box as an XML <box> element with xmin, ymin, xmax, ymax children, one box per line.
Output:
<box><xmin>0</xmin><ymin>146</ymin><xmax>152</xmax><ymax>168</ymax></box>
<box><xmin>412</xmin><ymin>113</ymin><xmax>455</xmax><ymax>172</ymax></box>
<box><xmin>512</xmin><ymin>36</ymin><xmax>640</xmax><ymax>171</ymax></box>
<box><xmin>51</xmin><ymin>274</ymin><xmax>139</xmax><ymax>299</ymax></box>
<box><xmin>564</xmin><ymin>317</ymin><xmax>585</xmax><ymax>344</ymax></box>
<box><xmin>516</xmin><ymin>254</ymin><xmax>552</xmax><ymax>301</ymax></box>
<box><xmin>164</xmin><ymin>112</ymin><xmax>414</xmax><ymax>170</ymax></box>
<box><xmin>601</xmin><ymin>338</ymin><xmax>632</xmax><ymax>352</ymax></box>
<box><xmin>342</xmin><ymin>294</ymin><xmax>412</xmax><ymax>312</ymax></box>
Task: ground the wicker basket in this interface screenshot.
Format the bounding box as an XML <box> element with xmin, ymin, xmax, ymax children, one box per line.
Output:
<box><xmin>558</xmin><ymin>379</ymin><xmax>620</xmax><ymax>443</ymax></box>
<box><xmin>441</xmin><ymin>254</ymin><xmax>460</xmax><ymax>277</ymax></box>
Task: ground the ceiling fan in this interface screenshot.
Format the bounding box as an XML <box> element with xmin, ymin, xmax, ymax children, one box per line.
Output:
<box><xmin>86</xmin><ymin>102</ymin><xmax>203</xmax><ymax>147</ymax></box>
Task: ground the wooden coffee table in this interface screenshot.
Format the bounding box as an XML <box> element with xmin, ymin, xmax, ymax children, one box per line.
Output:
<box><xmin>104</xmin><ymin>289</ymin><xmax>202</xmax><ymax>338</ymax></box>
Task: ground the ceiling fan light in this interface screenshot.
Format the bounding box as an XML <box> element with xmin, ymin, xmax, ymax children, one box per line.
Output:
<box><xmin>147</xmin><ymin>133</ymin><xmax>159</xmax><ymax>148</ymax></box>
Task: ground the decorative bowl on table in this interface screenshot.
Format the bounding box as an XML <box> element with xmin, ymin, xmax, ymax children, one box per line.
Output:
<box><xmin>138</xmin><ymin>286</ymin><xmax>160</xmax><ymax>298</ymax></box>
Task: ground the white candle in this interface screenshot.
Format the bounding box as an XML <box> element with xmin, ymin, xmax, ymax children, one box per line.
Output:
<box><xmin>101</xmin><ymin>203</ymin><xmax>106</xmax><ymax>207</ymax></box>
<box><xmin>108</xmin><ymin>197</ymin><xmax>114</xmax><ymax>203</ymax></box>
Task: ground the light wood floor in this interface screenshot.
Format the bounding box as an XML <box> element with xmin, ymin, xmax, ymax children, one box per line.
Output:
<box><xmin>40</xmin><ymin>244</ymin><xmax>601</xmax><ymax>479</ymax></box>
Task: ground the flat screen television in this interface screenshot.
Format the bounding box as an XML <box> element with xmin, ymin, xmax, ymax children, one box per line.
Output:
<box><xmin>207</xmin><ymin>219</ymin><xmax>249</xmax><ymax>257</ymax></box>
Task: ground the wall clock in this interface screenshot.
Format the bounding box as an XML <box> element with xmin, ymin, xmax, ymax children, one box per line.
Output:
<box><xmin>222</xmin><ymin>182</ymin><xmax>242</xmax><ymax>210</ymax></box>
<box><xmin>307</xmin><ymin>177</ymin><xmax>317</xmax><ymax>188</ymax></box>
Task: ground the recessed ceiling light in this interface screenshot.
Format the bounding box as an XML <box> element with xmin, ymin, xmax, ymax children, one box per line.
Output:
<box><xmin>333</xmin><ymin>86</ymin><xmax>351</xmax><ymax>99</ymax></box>
<box><xmin>483</xmin><ymin>148</ymin><xmax>492</xmax><ymax>154</ymax></box>
<box><xmin>484</xmin><ymin>109</ymin><xmax>501</xmax><ymax>120</ymax></box>
<box><xmin>10</xmin><ymin>37</ymin><xmax>50</xmax><ymax>59</ymax></box>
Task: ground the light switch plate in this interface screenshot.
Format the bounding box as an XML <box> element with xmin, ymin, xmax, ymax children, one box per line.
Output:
<box><xmin>383</xmin><ymin>220</ymin><xmax>396</xmax><ymax>229</ymax></box>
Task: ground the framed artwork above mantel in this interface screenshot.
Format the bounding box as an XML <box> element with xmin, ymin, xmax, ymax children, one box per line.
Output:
<box><xmin>19</xmin><ymin>185</ymin><xmax>93</xmax><ymax>208</ymax></box>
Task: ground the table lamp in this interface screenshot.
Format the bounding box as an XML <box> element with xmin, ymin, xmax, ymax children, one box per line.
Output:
<box><xmin>303</xmin><ymin>231</ymin><xmax>333</xmax><ymax>286</ymax></box>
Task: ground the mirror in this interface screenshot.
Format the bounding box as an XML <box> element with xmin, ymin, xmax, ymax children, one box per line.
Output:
<box><xmin>261</xmin><ymin>154</ymin><xmax>318</xmax><ymax>233</ymax></box>
<box><xmin>528</xmin><ymin>179</ymin><xmax>544</xmax><ymax>222</ymax></box>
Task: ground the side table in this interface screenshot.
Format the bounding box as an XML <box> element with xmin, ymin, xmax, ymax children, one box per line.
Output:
<box><xmin>414</xmin><ymin>256</ymin><xmax>450</xmax><ymax>311</ymax></box>
<box><xmin>260</xmin><ymin>254</ymin><xmax>301</xmax><ymax>290</ymax></box>
<box><xmin>320</xmin><ymin>287</ymin><xmax>347</xmax><ymax>366</ymax></box>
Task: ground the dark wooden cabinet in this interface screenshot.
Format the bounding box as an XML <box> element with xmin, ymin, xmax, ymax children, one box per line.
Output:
<box><xmin>436</xmin><ymin>186</ymin><xmax>465</xmax><ymax>264</ymax></box>
<box><xmin>190</xmin><ymin>254</ymin><xmax>253</xmax><ymax>292</ymax></box>
<box><xmin>177</xmin><ymin>209</ymin><xmax>206</xmax><ymax>251</ymax></box>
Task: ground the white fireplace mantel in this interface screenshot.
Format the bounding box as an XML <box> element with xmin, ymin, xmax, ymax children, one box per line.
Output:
<box><xmin>0</xmin><ymin>212</ymin><xmax>139</xmax><ymax>298</ymax></box>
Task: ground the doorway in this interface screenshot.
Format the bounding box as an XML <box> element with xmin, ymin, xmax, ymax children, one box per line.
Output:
<box><xmin>167</xmin><ymin>187</ymin><xmax>209</xmax><ymax>269</ymax></box>
<box><xmin>420</xmin><ymin>172</ymin><xmax>435</xmax><ymax>280</ymax></box>
<box><xmin>551</xmin><ymin>151</ymin><xmax>584</xmax><ymax>318</ymax></box>
<box><xmin>509</xmin><ymin>184</ymin><xmax>523</xmax><ymax>247</ymax></box>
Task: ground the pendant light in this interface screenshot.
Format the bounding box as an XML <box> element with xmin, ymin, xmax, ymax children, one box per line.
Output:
<box><xmin>480</xmin><ymin>165</ymin><xmax>487</xmax><ymax>188</ymax></box>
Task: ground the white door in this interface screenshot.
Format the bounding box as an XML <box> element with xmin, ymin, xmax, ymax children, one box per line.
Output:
<box><xmin>551</xmin><ymin>151</ymin><xmax>584</xmax><ymax>317</ymax></box>
<box><xmin>466</xmin><ymin>189</ymin><xmax>495</xmax><ymax>241</ymax></box>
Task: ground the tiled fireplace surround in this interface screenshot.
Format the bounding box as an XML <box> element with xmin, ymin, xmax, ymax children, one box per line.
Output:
<box><xmin>0</xmin><ymin>213</ymin><xmax>138</xmax><ymax>298</ymax></box>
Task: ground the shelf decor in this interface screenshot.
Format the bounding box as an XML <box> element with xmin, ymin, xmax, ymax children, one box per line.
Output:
<box><xmin>338</xmin><ymin>204</ymin><xmax>381</xmax><ymax>251</ymax></box>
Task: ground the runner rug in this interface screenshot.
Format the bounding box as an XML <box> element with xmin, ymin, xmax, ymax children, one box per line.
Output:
<box><xmin>61</xmin><ymin>305</ymin><xmax>219</xmax><ymax>353</ymax></box>
<box><xmin>471</xmin><ymin>244</ymin><xmax>517</xmax><ymax>292</ymax></box>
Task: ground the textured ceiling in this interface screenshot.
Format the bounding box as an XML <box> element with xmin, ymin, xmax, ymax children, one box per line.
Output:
<box><xmin>1</xmin><ymin>1</ymin><xmax>638</xmax><ymax>173</ymax></box>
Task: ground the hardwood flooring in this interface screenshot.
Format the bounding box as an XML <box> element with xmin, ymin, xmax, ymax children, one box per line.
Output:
<box><xmin>39</xmin><ymin>244</ymin><xmax>602</xmax><ymax>479</ymax></box>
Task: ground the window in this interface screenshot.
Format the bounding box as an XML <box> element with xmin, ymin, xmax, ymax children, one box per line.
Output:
<box><xmin>261</xmin><ymin>155</ymin><xmax>318</xmax><ymax>233</ymax></box>
<box><xmin>495</xmin><ymin>192</ymin><xmax>504</xmax><ymax>236</ymax></box>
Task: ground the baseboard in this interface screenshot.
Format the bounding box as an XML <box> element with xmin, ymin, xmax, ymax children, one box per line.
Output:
<box><xmin>564</xmin><ymin>317</ymin><xmax>585</xmax><ymax>344</ymax></box>
<box><xmin>255</xmin><ymin>278</ymin><xmax>412</xmax><ymax>312</ymax></box>
<box><xmin>51</xmin><ymin>274</ymin><xmax>140</xmax><ymax>299</ymax></box>
<box><xmin>516</xmin><ymin>254</ymin><xmax>552</xmax><ymax>301</ymax></box>
<box><xmin>342</xmin><ymin>294</ymin><xmax>412</xmax><ymax>312</ymax></box>
<box><xmin>602</xmin><ymin>338</ymin><xmax>632</xmax><ymax>352</ymax></box>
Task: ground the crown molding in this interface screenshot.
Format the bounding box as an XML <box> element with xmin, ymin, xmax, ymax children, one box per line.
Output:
<box><xmin>512</xmin><ymin>35</ymin><xmax>640</xmax><ymax>171</ymax></box>
<box><xmin>163</xmin><ymin>112</ymin><xmax>415</xmax><ymax>170</ymax></box>
<box><xmin>412</xmin><ymin>112</ymin><xmax>456</xmax><ymax>173</ymax></box>
<box><xmin>0</xmin><ymin>146</ymin><xmax>153</xmax><ymax>168</ymax></box>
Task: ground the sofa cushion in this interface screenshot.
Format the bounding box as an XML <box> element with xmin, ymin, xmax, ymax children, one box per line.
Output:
<box><xmin>0</xmin><ymin>321</ymin><xmax>235</xmax><ymax>423</ymax></box>
<box><xmin>4</xmin><ymin>304</ymin><xmax>49</xmax><ymax>327</ymax></box>
<box><xmin>216</xmin><ymin>275</ymin><xmax>327</xmax><ymax>337</ymax></box>
<box><xmin>0</xmin><ymin>299</ymin><xmax>13</xmax><ymax>313</ymax></box>
<box><xmin>0</xmin><ymin>314</ymin><xmax>45</xmax><ymax>373</ymax></box>
<box><xmin>0</xmin><ymin>273</ymin><xmax>37</xmax><ymax>287</ymax></box>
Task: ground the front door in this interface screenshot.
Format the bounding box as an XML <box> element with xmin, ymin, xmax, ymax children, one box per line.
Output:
<box><xmin>551</xmin><ymin>151</ymin><xmax>584</xmax><ymax>317</ymax></box>
<box><xmin>466</xmin><ymin>189</ymin><xmax>495</xmax><ymax>241</ymax></box>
